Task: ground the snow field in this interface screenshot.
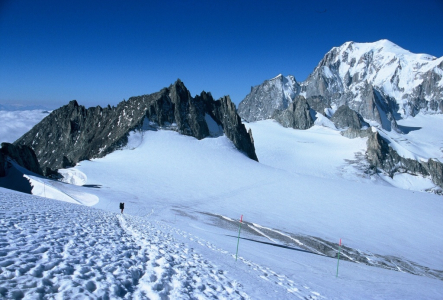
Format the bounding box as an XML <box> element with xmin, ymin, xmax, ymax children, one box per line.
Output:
<box><xmin>2</xmin><ymin>188</ymin><xmax>442</xmax><ymax>299</ymax></box>
<box><xmin>245</xmin><ymin>120</ymin><xmax>369</xmax><ymax>180</ymax></box>
<box><xmin>0</xmin><ymin>190</ymin><xmax>249</xmax><ymax>299</ymax></box>
<box><xmin>72</xmin><ymin>128</ymin><xmax>443</xmax><ymax>271</ymax></box>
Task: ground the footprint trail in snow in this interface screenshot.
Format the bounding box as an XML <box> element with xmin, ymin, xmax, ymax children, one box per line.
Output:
<box><xmin>0</xmin><ymin>192</ymin><xmax>248</xmax><ymax>299</ymax></box>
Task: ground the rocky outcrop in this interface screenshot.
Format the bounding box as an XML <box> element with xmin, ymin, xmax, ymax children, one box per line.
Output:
<box><xmin>341</xmin><ymin>127</ymin><xmax>372</xmax><ymax>139</ymax></box>
<box><xmin>330</xmin><ymin>105</ymin><xmax>368</xmax><ymax>130</ymax></box>
<box><xmin>0</xmin><ymin>143</ymin><xmax>43</xmax><ymax>176</ymax></box>
<box><xmin>306</xmin><ymin>95</ymin><xmax>331</xmax><ymax>116</ymax></box>
<box><xmin>330</xmin><ymin>105</ymin><xmax>372</xmax><ymax>139</ymax></box>
<box><xmin>209</xmin><ymin>95</ymin><xmax>258</xmax><ymax>161</ymax></box>
<box><xmin>273</xmin><ymin>96</ymin><xmax>314</xmax><ymax>130</ymax></box>
<box><xmin>14</xmin><ymin>80</ymin><xmax>258</xmax><ymax>175</ymax></box>
<box><xmin>366</xmin><ymin>131</ymin><xmax>443</xmax><ymax>188</ymax></box>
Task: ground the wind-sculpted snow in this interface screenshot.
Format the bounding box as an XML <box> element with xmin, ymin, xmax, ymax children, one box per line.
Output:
<box><xmin>0</xmin><ymin>191</ymin><xmax>249</xmax><ymax>299</ymax></box>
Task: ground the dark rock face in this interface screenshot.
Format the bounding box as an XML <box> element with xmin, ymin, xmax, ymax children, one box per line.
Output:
<box><xmin>330</xmin><ymin>105</ymin><xmax>368</xmax><ymax>130</ymax></box>
<box><xmin>306</xmin><ymin>95</ymin><xmax>331</xmax><ymax>116</ymax></box>
<box><xmin>0</xmin><ymin>143</ymin><xmax>43</xmax><ymax>176</ymax></box>
<box><xmin>14</xmin><ymin>80</ymin><xmax>258</xmax><ymax>175</ymax></box>
<box><xmin>209</xmin><ymin>95</ymin><xmax>258</xmax><ymax>161</ymax></box>
<box><xmin>330</xmin><ymin>105</ymin><xmax>372</xmax><ymax>139</ymax></box>
<box><xmin>273</xmin><ymin>96</ymin><xmax>314</xmax><ymax>130</ymax></box>
<box><xmin>366</xmin><ymin>131</ymin><xmax>443</xmax><ymax>188</ymax></box>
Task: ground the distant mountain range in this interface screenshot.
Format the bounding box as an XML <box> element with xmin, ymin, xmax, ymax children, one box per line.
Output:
<box><xmin>238</xmin><ymin>40</ymin><xmax>443</xmax><ymax>191</ymax></box>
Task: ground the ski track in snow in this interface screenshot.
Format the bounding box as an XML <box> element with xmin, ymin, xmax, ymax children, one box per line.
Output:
<box><xmin>0</xmin><ymin>192</ymin><xmax>250</xmax><ymax>299</ymax></box>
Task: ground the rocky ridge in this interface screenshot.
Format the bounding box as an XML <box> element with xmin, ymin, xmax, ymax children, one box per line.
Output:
<box><xmin>14</xmin><ymin>80</ymin><xmax>258</xmax><ymax>175</ymax></box>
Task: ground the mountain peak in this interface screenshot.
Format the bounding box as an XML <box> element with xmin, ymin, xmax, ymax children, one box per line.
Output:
<box><xmin>240</xmin><ymin>39</ymin><xmax>443</xmax><ymax>125</ymax></box>
<box><xmin>271</xmin><ymin>74</ymin><xmax>283</xmax><ymax>80</ymax></box>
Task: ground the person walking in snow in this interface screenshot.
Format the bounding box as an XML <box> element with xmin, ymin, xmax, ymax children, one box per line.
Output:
<box><xmin>120</xmin><ymin>202</ymin><xmax>124</xmax><ymax>214</ymax></box>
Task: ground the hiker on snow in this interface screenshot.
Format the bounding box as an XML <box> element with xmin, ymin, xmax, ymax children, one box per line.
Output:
<box><xmin>120</xmin><ymin>202</ymin><xmax>124</xmax><ymax>214</ymax></box>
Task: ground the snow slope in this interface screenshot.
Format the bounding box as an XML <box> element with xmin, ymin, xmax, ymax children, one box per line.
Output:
<box><xmin>245</xmin><ymin>120</ymin><xmax>370</xmax><ymax>181</ymax></box>
<box><xmin>1</xmin><ymin>111</ymin><xmax>443</xmax><ymax>299</ymax></box>
<box><xmin>1</xmin><ymin>187</ymin><xmax>442</xmax><ymax>299</ymax></box>
<box><xmin>246</xmin><ymin>118</ymin><xmax>443</xmax><ymax>191</ymax></box>
<box><xmin>0</xmin><ymin>189</ymin><xmax>248</xmax><ymax>299</ymax></box>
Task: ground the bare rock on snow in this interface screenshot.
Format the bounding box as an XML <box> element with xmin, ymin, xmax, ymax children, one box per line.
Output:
<box><xmin>330</xmin><ymin>105</ymin><xmax>368</xmax><ymax>130</ymax></box>
<box><xmin>273</xmin><ymin>96</ymin><xmax>314</xmax><ymax>130</ymax></box>
<box><xmin>14</xmin><ymin>80</ymin><xmax>258</xmax><ymax>175</ymax></box>
<box><xmin>366</xmin><ymin>130</ymin><xmax>443</xmax><ymax>188</ymax></box>
<box><xmin>0</xmin><ymin>143</ymin><xmax>43</xmax><ymax>176</ymax></box>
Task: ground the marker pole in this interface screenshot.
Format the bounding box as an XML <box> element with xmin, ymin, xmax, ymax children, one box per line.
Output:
<box><xmin>336</xmin><ymin>238</ymin><xmax>342</xmax><ymax>278</ymax></box>
<box><xmin>235</xmin><ymin>215</ymin><xmax>243</xmax><ymax>261</ymax></box>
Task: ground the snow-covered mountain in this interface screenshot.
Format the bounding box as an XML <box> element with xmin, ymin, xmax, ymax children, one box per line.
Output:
<box><xmin>238</xmin><ymin>40</ymin><xmax>443</xmax><ymax>192</ymax></box>
<box><xmin>303</xmin><ymin>39</ymin><xmax>443</xmax><ymax>125</ymax></box>
<box><xmin>239</xmin><ymin>39</ymin><xmax>443</xmax><ymax>127</ymax></box>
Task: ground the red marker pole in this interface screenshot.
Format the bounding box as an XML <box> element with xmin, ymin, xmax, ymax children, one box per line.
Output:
<box><xmin>336</xmin><ymin>238</ymin><xmax>342</xmax><ymax>278</ymax></box>
<box><xmin>235</xmin><ymin>215</ymin><xmax>243</xmax><ymax>261</ymax></box>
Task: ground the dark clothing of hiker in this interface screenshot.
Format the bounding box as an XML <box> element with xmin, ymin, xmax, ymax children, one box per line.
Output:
<box><xmin>120</xmin><ymin>202</ymin><xmax>124</xmax><ymax>214</ymax></box>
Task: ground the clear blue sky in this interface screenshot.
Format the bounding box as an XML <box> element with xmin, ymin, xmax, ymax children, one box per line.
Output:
<box><xmin>1</xmin><ymin>0</ymin><xmax>442</xmax><ymax>109</ymax></box>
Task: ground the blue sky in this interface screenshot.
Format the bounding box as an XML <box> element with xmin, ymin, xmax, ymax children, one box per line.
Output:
<box><xmin>1</xmin><ymin>0</ymin><xmax>442</xmax><ymax>109</ymax></box>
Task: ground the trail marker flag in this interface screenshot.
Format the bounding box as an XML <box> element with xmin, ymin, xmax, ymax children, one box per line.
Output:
<box><xmin>235</xmin><ymin>215</ymin><xmax>243</xmax><ymax>261</ymax></box>
<box><xmin>336</xmin><ymin>238</ymin><xmax>342</xmax><ymax>278</ymax></box>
